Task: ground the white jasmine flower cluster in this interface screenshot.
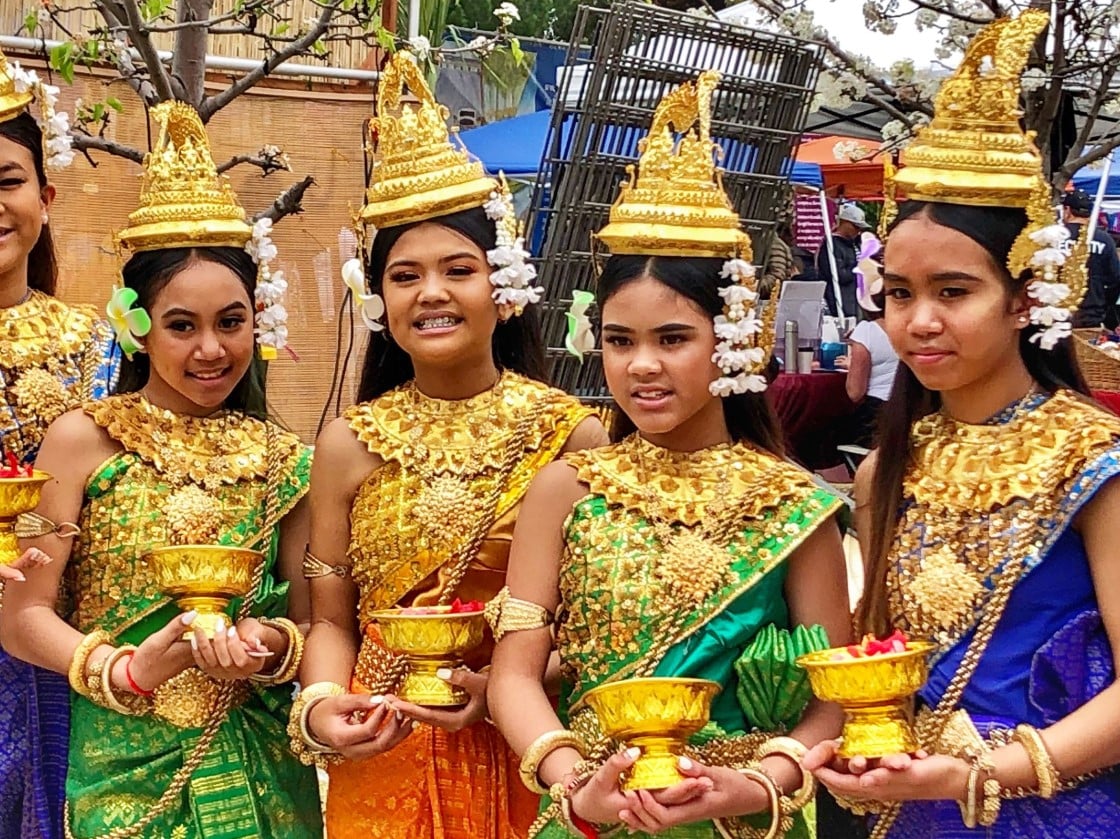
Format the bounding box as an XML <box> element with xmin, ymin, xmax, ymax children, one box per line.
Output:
<box><xmin>10</xmin><ymin>61</ymin><xmax>73</xmax><ymax>170</ymax></box>
<box><xmin>709</xmin><ymin>259</ymin><xmax>768</xmax><ymax>397</ymax></box>
<box><xmin>485</xmin><ymin>184</ymin><xmax>542</xmax><ymax>315</ymax></box>
<box><xmin>246</xmin><ymin>218</ymin><xmax>289</xmax><ymax>354</ymax></box>
<box><xmin>1026</xmin><ymin>224</ymin><xmax>1076</xmax><ymax>351</ymax></box>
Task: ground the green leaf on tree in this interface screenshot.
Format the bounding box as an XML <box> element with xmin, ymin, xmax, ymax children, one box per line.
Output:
<box><xmin>23</xmin><ymin>11</ymin><xmax>38</xmax><ymax>36</ymax></box>
<box><xmin>509</xmin><ymin>37</ymin><xmax>524</xmax><ymax>68</ymax></box>
<box><xmin>107</xmin><ymin>96</ymin><xmax>123</xmax><ymax>112</ymax></box>
<box><xmin>49</xmin><ymin>42</ymin><xmax>75</xmax><ymax>85</ymax></box>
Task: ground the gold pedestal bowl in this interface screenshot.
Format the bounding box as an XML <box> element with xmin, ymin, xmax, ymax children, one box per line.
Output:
<box><xmin>371</xmin><ymin>607</ymin><xmax>487</xmax><ymax>707</ymax></box>
<box><xmin>797</xmin><ymin>641</ymin><xmax>936</xmax><ymax>758</ymax></box>
<box><xmin>580</xmin><ymin>677</ymin><xmax>721</xmax><ymax>790</ymax></box>
<box><xmin>0</xmin><ymin>471</ymin><xmax>51</xmax><ymax>565</ymax></box>
<box><xmin>145</xmin><ymin>545</ymin><xmax>264</xmax><ymax>639</ymax></box>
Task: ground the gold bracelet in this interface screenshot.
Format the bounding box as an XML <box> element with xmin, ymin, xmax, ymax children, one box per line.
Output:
<box><xmin>518</xmin><ymin>729</ymin><xmax>588</xmax><ymax>795</ymax></box>
<box><xmin>286</xmin><ymin>681</ymin><xmax>347</xmax><ymax>767</ymax></box>
<box><xmin>98</xmin><ymin>645</ymin><xmax>151</xmax><ymax>716</ymax></box>
<box><xmin>757</xmin><ymin>736</ymin><xmax>816</xmax><ymax>813</ymax></box>
<box><xmin>980</xmin><ymin>774</ymin><xmax>1002</xmax><ymax>827</ymax></box>
<box><xmin>1012</xmin><ymin>724</ymin><xmax>1060</xmax><ymax>799</ymax></box>
<box><xmin>249</xmin><ymin>617</ymin><xmax>304</xmax><ymax>685</ymax></box>
<box><xmin>960</xmin><ymin>759</ymin><xmax>982</xmax><ymax>828</ymax></box>
<box><xmin>302</xmin><ymin>550</ymin><xmax>350</xmax><ymax>579</ymax></box>
<box><xmin>67</xmin><ymin>630</ymin><xmax>112</xmax><ymax>700</ymax></box>
<box><xmin>713</xmin><ymin>767</ymin><xmax>783</xmax><ymax>839</ymax></box>
<box><xmin>484</xmin><ymin>586</ymin><xmax>554</xmax><ymax>641</ymax></box>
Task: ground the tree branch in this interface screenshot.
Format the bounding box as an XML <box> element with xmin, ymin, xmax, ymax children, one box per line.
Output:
<box><xmin>174</xmin><ymin>0</ymin><xmax>213</xmax><ymax>106</ymax></box>
<box><xmin>905</xmin><ymin>0</ymin><xmax>991</xmax><ymax>25</ymax></box>
<box><xmin>216</xmin><ymin>151</ymin><xmax>291</xmax><ymax>175</ymax></box>
<box><xmin>118</xmin><ymin>0</ymin><xmax>177</xmax><ymax>102</ymax></box>
<box><xmin>92</xmin><ymin>1</ymin><xmax>158</xmax><ymax>102</ymax></box>
<box><xmin>71</xmin><ymin>133</ymin><xmax>145</xmax><ymax>164</ymax></box>
<box><xmin>199</xmin><ymin>0</ymin><xmax>345</xmax><ymax>122</ymax></box>
<box><xmin>252</xmin><ymin>175</ymin><xmax>316</xmax><ymax>223</ymax></box>
<box><xmin>1059</xmin><ymin>133</ymin><xmax>1120</xmax><ymax>184</ymax></box>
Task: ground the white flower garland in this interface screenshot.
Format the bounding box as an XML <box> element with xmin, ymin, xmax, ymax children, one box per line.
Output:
<box><xmin>9</xmin><ymin>61</ymin><xmax>74</xmax><ymax>171</ymax></box>
<box><xmin>1025</xmin><ymin>223</ymin><xmax>1074</xmax><ymax>351</ymax></box>
<box><xmin>246</xmin><ymin>218</ymin><xmax>289</xmax><ymax>356</ymax></box>
<box><xmin>484</xmin><ymin>184</ymin><xmax>542</xmax><ymax>316</ymax></box>
<box><xmin>710</xmin><ymin>258</ymin><xmax>768</xmax><ymax>396</ymax></box>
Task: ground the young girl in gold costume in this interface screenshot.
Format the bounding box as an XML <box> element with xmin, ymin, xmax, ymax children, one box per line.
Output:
<box><xmin>293</xmin><ymin>51</ymin><xmax>604</xmax><ymax>839</ymax></box>
<box><xmin>0</xmin><ymin>46</ymin><xmax>112</xmax><ymax>839</ymax></box>
<box><xmin>488</xmin><ymin>71</ymin><xmax>849</xmax><ymax>839</ymax></box>
<box><xmin>0</xmin><ymin>102</ymin><xmax>321</xmax><ymax>838</ymax></box>
<box><xmin>805</xmin><ymin>12</ymin><xmax>1120</xmax><ymax>838</ymax></box>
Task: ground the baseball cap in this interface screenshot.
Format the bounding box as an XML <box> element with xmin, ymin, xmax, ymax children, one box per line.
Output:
<box><xmin>837</xmin><ymin>203</ymin><xmax>871</xmax><ymax>230</ymax></box>
<box><xmin>1063</xmin><ymin>189</ymin><xmax>1093</xmax><ymax>216</ymax></box>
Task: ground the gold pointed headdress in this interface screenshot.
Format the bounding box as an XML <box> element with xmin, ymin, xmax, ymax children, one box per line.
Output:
<box><xmin>0</xmin><ymin>47</ymin><xmax>33</xmax><ymax>124</ymax></box>
<box><xmin>359</xmin><ymin>51</ymin><xmax>498</xmax><ymax>228</ymax></box>
<box><xmin>595</xmin><ymin>70</ymin><xmax>751</xmax><ymax>261</ymax></box>
<box><xmin>882</xmin><ymin>9</ymin><xmax>1088</xmax><ymax>347</ymax></box>
<box><xmin>116</xmin><ymin>101</ymin><xmax>252</xmax><ymax>253</ymax></box>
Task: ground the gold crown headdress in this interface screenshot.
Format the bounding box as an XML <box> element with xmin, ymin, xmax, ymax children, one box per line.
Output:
<box><xmin>882</xmin><ymin>10</ymin><xmax>1088</xmax><ymax>350</ymax></box>
<box><xmin>359</xmin><ymin>51</ymin><xmax>497</xmax><ymax>229</ymax></box>
<box><xmin>0</xmin><ymin>45</ymin><xmax>73</xmax><ymax>171</ymax></box>
<box><xmin>587</xmin><ymin>71</ymin><xmax>774</xmax><ymax>395</ymax></box>
<box><xmin>112</xmin><ymin>102</ymin><xmax>288</xmax><ymax>359</ymax></box>
<box><xmin>344</xmin><ymin>51</ymin><xmax>541</xmax><ymax>330</ymax></box>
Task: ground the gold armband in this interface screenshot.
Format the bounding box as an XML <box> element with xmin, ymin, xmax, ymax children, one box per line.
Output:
<box><xmin>249</xmin><ymin>617</ymin><xmax>304</xmax><ymax>685</ymax></box>
<box><xmin>98</xmin><ymin>645</ymin><xmax>152</xmax><ymax>716</ymax></box>
<box><xmin>1012</xmin><ymin>724</ymin><xmax>1060</xmax><ymax>800</ymax></box>
<box><xmin>485</xmin><ymin>586</ymin><xmax>554</xmax><ymax>642</ymax></box>
<box><xmin>302</xmin><ymin>550</ymin><xmax>350</xmax><ymax>580</ymax></box>
<box><xmin>287</xmin><ymin>681</ymin><xmax>347</xmax><ymax>767</ymax></box>
<box><xmin>67</xmin><ymin>630</ymin><xmax>112</xmax><ymax>701</ymax></box>
<box><xmin>757</xmin><ymin>736</ymin><xmax>816</xmax><ymax>813</ymax></box>
<box><xmin>15</xmin><ymin>511</ymin><xmax>80</xmax><ymax>539</ymax></box>
<box><xmin>714</xmin><ymin>766</ymin><xmax>784</xmax><ymax>839</ymax></box>
<box><xmin>518</xmin><ymin>729</ymin><xmax>588</xmax><ymax>795</ymax></box>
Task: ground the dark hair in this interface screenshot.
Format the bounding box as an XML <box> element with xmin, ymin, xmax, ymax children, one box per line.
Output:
<box><xmin>596</xmin><ymin>254</ymin><xmax>784</xmax><ymax>455</ymax></box>
<box><xmin>0</xmin><ymin>112</ymin><xmax>57</xmax><ymax>295</ymax></box>
<box><xmin>857</xmin><ymin>201</ymin><xmax>1090</xmax><ymax>634</ymax></box>
<box><xmin>113</xmin><ymin>247</ymin><xmax>269</xmax><ymax>419</ymax></box>
<box><xmin>356</xmin><ymin>206</ymin><xmax>547</xmax><ymax>402</ymax></box>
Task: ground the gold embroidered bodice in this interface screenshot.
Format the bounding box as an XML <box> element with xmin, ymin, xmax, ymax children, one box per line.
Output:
<box><xmin>0</xmin><ymin>290</ymin><xmax>111</xmax><ymax>458</ymax></box>
<box><xmin>888</xmin><ymin>389</ymin><xmax>1120</xmax><ymax>650</ymax></box>
<box><xmin>344</xmin><ymin>371</ymin><xmax>594</xmax><ymax>625</ymax></box>
<box><xmin>69</xmin><ymin>393</ymin><xmax>309</xmax><ymax>634</ymax></box>
<box><xmin>557</xmin><ymin>435</ymin><xmax>840</xmax><ymax>697</ymax></box>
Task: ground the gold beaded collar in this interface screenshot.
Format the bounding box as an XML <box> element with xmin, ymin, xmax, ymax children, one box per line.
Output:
<box><xmin>0</xmin><ymin>290</ymin><xmax>99</xmax><ymax>369</ymax></box>
<box><xmin>344</xmin><ymin>371</ymin><xmax>576</xmax><ymax>473</ymax></box>
<box><xmin>566</xmin><ymin>434</ymin><xmax>820</xmax><ymax>526</ymax></box>
<box><xmin>905</xmin><ymin>389</ymin><xmax>1120</xmax><ymax>513</ymax></box>
<box><xmin>85</xmin><ymin>393</ymin><xmax>298</xmax><ymax>490</ymax></box>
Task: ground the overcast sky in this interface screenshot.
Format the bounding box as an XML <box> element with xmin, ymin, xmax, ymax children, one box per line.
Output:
<box><xmin>786</xmin><ymin>0</ymin><xmax>938</xmax><ymax>67</ymax></box>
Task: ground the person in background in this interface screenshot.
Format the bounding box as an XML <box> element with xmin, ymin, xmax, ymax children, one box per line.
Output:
<box><xmin>817</xmin><ymin>202</ymin><xmax>869</xmax><ymax>319</ymax></box>
<box><xmin>837</xmin><ymin>280</ymin><xmax>898</xmax><ymax>448</ymax></box>
<box><xmin>760</xmin><ymin>221</ymin><xmax>795</xmax><ymax>299</ymax></box>
<box><xmin>1064</xmin><ymin>190</ymin><xmax>1120</xmax><ymax>330</ymax></box>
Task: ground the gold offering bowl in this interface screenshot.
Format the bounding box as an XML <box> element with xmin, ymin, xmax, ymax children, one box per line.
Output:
<box><xmin>580</xmin><ymin>677</ymin><xmax>721</xmax><ymax>790</ymax></box>
<box><xmin>797</xmin><ymin>641</ymin><xmax>936</xmax><ymax>758</ymax></box>
<box><xmin>145</xmin><ymin>545</ymin><xmax>264</xmax><ymax>639</ymax></box>
<box><xmin>371</xmin><ymin>607</ymin><xmax>487</xmax><ymax>707</ymax></box>
<box><xmin>0</xmin><ymin>470</ymin><xmax>51</xmax><ymax>566</ymax></box>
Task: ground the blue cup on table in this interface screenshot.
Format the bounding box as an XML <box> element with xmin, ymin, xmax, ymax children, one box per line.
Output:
<box><xmin>819</xmin><ymin>342</ymin><xmax>845</xmax><ymax>371</ymax></box>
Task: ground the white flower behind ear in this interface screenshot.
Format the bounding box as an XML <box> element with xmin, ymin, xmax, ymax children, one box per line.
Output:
<box><xmin>341</xmin><ymin>257</ymin><xmax>386</xmax><ymax>332</ymax></box>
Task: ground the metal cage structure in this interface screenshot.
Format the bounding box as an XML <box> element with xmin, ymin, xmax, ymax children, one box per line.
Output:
<box><xmin>528</xmin><ymin>2</ymin><xmax>823</xmax><ymax>401</ymax></box>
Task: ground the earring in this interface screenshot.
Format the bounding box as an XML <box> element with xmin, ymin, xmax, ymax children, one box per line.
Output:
<box><xmin>41</xmin><ymin>213</ymin><xmax>48</xmax><ymax>225</ymax></box>
<box><xmin>1018</xmin><ymin>315</ymin><xmax>1028</xmax><ymax>324</ymax></box>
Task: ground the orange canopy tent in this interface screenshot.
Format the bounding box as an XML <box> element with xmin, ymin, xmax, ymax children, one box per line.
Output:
<box><xmin>795</xmin><ymin>135</ymin><xmax>886</xmax><ymax>200</ymax></box>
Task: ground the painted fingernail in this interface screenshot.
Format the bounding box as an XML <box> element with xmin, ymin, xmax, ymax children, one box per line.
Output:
<box><xmin>215</xmin><ymin>618</ymin><xmax>225</xmax><ymax>633</ymax></box>
<box><xmin>436</xmin><ymin>668</ymin><xmax>452</xmax><ymax>680</ymax></box>
<box><xmin>180</xmin><ymin>610</ymin><xmax>198</xmax><ymax>625</ymax></box>
<box><xmin>10</xmin><ymin>572</ymin><xmax>24</xmax><ymax>582</ymax></box>
<box><xmin>370</xmin><ymin>695</ymin><xmax>384</xmax><ymax>706</ymax></box>
<box><xmin>625</xmin><ymin>746</ymin><xmax>641</xmax><ymax>760</ymax></box>
<box><xmin>678</xmin><ymin>756</ymin><xmax>693</xmax><ymax>770</ymax></box>
<box><xmin>409</xmin><ymin>720</ymin><xmax>417</xmax><ymax>730</ymax></box>
<box><xmin>190</xmin><ymin>635</ymin><xmax>198</xmax><ymax>650</ymax></box>
<box><xmin>227</xmin><ymin>627</ymin><xmax>238</xmax><ymax>639</ymax></box>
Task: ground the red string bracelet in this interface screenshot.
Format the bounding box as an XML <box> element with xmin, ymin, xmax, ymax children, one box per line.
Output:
<box><xmin>567</xmin><ymin>812</ymin><xmax>599</xmax><ymax>839</ymax></box>
<box><xmin>124</xmin><ymin>652</ymin><xmax>155</xmax><ymax>697</ymax></box>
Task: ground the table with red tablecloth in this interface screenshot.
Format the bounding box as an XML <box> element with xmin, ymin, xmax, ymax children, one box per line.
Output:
<box><xmin>1094</xmin><ymin>391</ymin><xmax>1120</xmax><ymax>415</ymax></box>
<box><xmin>766</xmin><ymin>371</ymin><xmax>855</xmax><ymax>470</ymax></box>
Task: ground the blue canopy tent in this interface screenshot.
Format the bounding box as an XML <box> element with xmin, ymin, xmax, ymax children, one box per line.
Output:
<box><xmin>459</xmin><ymin>109</ymin><xmax>824</xmax><ymax>185</ymax></box>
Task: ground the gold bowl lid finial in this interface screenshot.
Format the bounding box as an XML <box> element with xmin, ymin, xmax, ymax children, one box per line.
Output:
<box><xmin>359</xmin><ymin>51</ymin><xmax>498</xmax><ymax>229</ymax></box>
<box><xmin>595</xmin><ymin>70</ymin><xmax>752</xmax><ymax>260</ymax></box>
<box><xmin>117</xmin><ymin>101</ymin><xmax>252</xmax><ymax>254</ymax></box>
